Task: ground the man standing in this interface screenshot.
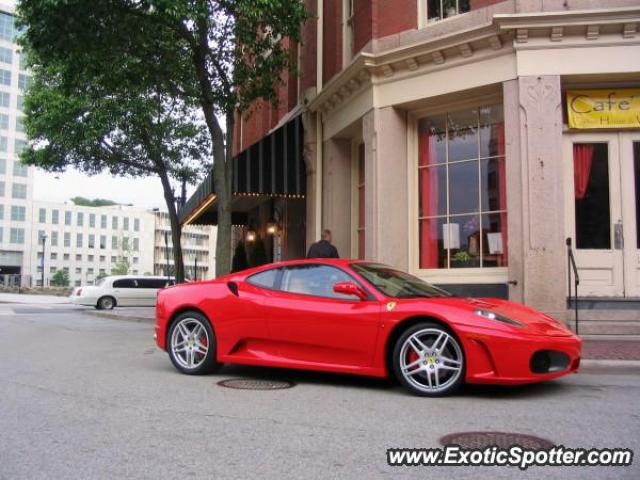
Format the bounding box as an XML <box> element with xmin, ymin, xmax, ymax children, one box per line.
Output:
<box><xmin>307</xmin><ymin>229</ymin><xmax>340</xmax><ymax>259</ymax></box>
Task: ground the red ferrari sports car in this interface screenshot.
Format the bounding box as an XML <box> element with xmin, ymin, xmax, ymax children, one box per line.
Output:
<box><xmin>155</xmin><ymin>259</ymin><xmax>581</xmax><ymax>396</ymax></box>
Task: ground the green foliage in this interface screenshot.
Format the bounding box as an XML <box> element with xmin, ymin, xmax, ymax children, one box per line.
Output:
<box><xmin>231</xmin><ymin>240</ymin><xmax>249</xmax><ymax>273</ymax></box>
<box><xmin>248</xmin><ymin>236</ymin><xmax>268</xmax><ymax>268</ymax></box>
<box><xmin>50</xmin><ymin>269</ymin><xmax>69</xmax><ymax>287</ymax></box>
<box><xmin>110</xmin><ymin>257</ymin><xmax>130</xmax><ymax>276</ymax></box>
<box><xmin>71</xmin><ymin>197</ymin><xmax>118</xmax><ymax>207</ymax></box>
<box><xmin>17</xmin><ymin>0</ymin><xmax>308</xmax><ymax>277</ymax></box>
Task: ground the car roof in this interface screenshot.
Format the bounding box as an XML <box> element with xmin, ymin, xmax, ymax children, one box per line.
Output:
<box><xmin>232</xmin><ymin>258</ymin><xmax>377</xmax><ymax>277</ymax></box>
<box><xmin>104</xmin><ymin>275</ymin><xmax>172</xmax><ymax>280</ymax></box>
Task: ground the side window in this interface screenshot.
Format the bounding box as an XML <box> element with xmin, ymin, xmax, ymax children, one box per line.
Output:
<box><xmin>136</xmin><ymin>278</ymin><xmax>155</xmax><ymax>288</ymax></box>
<box><xmin>247</xmin><ymin>268</ymin><xmax>279</xmax><ymax>289</ymax></box>
<box><xmin>281</xmin><ymin>265</ymin><xmax>357</xmax><ymax>300</ymax></box>
<box><xmin>113</xmin><ymin>279</ymin><xmax>137</xmax><ymax>288</ymax></box>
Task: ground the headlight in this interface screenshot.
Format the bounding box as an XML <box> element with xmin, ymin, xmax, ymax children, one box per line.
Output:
<box><xmin>474</xmin><ymin>309</ymin><xmax>525</xmax><ymax>328</ymax></box>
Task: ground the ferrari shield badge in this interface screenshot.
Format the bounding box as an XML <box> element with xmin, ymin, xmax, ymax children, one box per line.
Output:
<box><xmin>386</xmin><ymin>302</ymin><xmax>396</xmax><ymax>311</ymax></box>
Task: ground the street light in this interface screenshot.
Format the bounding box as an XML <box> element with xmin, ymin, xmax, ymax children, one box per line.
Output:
<box><xmin>40</xmin><ymin>233</ymin><xmax>47</xmax><ymax>287</ymax></box>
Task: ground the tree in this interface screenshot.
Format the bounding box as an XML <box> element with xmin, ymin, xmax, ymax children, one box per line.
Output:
<box><xmin>18</xmin><ymin>0</ymin><xmax>211</xmax><ymax>284</ymax></box>
<box><xmin>149</xmin><ymin>1</ymin><xmax>309</xmax><ymax>276</ymax></box>
<box><xmin>18</xmin><ymin>0</ymin><xmax>308</xmax><ymax>277</ymax></box>
<box><xmin>111</xmin><ymin>257</ymin><xmax>130</xmax><ymax>276</ymax></box>
<box><xmin>70</xmin><ymin>197</ymin><xmax>118</xmax><ymax>207</ymax></box>
<box><xmin>50</xmin><ymin>270</ymin><xmax>69</xmax><ymax>287</ymax></box>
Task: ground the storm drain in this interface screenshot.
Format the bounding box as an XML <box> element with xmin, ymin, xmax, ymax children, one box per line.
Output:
<box><xmin>440</xmin><ymin>432</ymin><xmax>554</xmax><ymax>449</ymax></box>
<box><xmin>217</xmin><ymin>378</ymin><xmax>295</xmax><ymax>390</ymax></box>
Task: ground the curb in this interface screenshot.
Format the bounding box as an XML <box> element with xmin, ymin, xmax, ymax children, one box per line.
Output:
<box><xmin>580</xmin><ymin>359</ymin><xmax>640</xmax><ymax>375</ymax></box>
<box><xmin>85</xmin><ymin>310</ymin><xmax>155</xmax><ymax>323</ymax></box>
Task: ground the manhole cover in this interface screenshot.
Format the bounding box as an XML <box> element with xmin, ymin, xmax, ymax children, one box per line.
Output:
<box><xmin>217</xmin><ymin>378</ymin><xmax>295</xmax><ymax>390</ymax></box>
<box><xmin>440</xmin><ymin>432</ymin><xmax>554</xmax><ymax>449</ymax></box>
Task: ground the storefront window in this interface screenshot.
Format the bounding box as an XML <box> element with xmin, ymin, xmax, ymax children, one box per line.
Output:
<box><xmin>418</xmin><ymin>105</ymin><xmax>507</xmax><ymax>269</ymax></box>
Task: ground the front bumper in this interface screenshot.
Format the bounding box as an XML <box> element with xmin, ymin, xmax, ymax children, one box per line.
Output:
<box><xmin>461</xmin><ymin>329</ymin><xmax>581</xmax><ymax>385</ymax></box>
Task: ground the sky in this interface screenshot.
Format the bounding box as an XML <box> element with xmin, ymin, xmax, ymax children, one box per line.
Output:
<box><xmin>33</xmin><ymin>168</ymin><xmax>198</xmax><ymax>211</ymax></box>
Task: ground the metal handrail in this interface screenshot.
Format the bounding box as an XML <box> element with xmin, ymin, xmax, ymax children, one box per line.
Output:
<box><xmin>566</xmin><ymin>238</ymin><xmax>580</xmax><ymax>335</ymax></box>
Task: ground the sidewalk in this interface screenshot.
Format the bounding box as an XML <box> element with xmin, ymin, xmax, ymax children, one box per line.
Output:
<box><xmin>0</xmin><ymin>292</ymin><xmax>70</xmax><ymax>304</ymax></box>
<box><xmin>580</xmin><ymin>339</ymin><xmax>640</xmax><ymax>375</ymax></box>
<box><xmin>86</xmin><ymin>306</ymin><xmax>155</xmax><ymax>323</ymax></box>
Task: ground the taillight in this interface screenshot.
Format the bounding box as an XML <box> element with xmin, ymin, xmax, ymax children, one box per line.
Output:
<box><xmin>77</xmin><ymin>288</ymin><xmax>82</xmax><ymax>296</ymax></box>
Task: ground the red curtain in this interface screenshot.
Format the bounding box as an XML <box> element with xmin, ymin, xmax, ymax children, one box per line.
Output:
<box><xmin>497</xmin><ymin>122</ymin><xmax>508</xmax><ymax>265</ymax></box>
<box><xmin>419</xmin><ymin>132</ymin><xmax>439</xmax><ymax>268</ymax></box>
<box><xmin>573</xmin><ymin>144</ymin><xmax>594</xmax><ymax>200</ymax></box>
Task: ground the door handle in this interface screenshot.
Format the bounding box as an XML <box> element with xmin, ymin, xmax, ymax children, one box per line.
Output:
<box><xmin>614</xmin><ymin>222</ymin><xmax>624</xmax><ymax>250</ymax></box>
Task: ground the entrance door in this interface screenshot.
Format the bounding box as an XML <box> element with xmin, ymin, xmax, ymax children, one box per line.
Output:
<box><xmin>564</xmin><ymin>133</ymin><xmax>640</xmax><ymax>297</ymax></box>
<box><xmin>620</xmin><ymin>133</ymin><xmax>640</xmax><ymax>296</ymax></box>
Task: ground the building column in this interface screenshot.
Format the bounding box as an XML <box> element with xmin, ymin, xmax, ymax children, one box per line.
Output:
<box><xmin>322</xmin><ymin>137</ymin><xmax>352</xmax><ymax>257</ymax></box>
<box><xmin>302</xmin><ymin>111</ymin><xmax>320</xmax><ymax>250</ymax></box>
<box><xmin>363</xmin><ymin>107</ymin><xmax>409</xmax><ymax>270</ymax></box>
<box><xmin>503</xmin><ymin>76</ymin><xmax>567</xmax><ymax>320</ymax></box>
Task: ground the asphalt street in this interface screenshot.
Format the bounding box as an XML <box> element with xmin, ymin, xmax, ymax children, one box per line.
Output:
<box><xmin>0</xmin><ymin>304</ymin><xmax>638</xmax><ymax>480</ymax></box>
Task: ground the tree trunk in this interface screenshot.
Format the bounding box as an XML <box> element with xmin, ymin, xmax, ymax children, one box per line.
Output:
<box><xmin>157</xmin><ymin>166</ymin><xmax>185</xmax><ymax>283</ymax></box>
<box><xmin>212</xmin><ymin>115</ymin><xmax>232</xmax><ymax>277</ymax></box>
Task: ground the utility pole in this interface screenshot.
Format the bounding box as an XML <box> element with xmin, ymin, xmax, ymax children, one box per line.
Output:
<box><xmin>40</xmin><ymin>233</ymin><xmax>47</xmax><ymax>287</ymax></box>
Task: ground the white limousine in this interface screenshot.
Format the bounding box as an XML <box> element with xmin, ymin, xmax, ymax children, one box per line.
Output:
<box><xmin>71</xmin><ymin>275</ymin><xmax>175</xmax><ymax>309</ymax></box>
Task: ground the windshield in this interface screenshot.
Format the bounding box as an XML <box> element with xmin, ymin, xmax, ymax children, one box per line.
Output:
<box><xmin>94</xmin><ymin>277</ymin><xmax>106</xmax><ymax>287</ymax></box>
<box><xmin>350</xmin><ymin>263</ymin><xmax>452</xmax><ymax>299</ymax></box>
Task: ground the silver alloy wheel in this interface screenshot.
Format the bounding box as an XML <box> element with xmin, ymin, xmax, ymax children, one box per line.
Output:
<box><xmin>399</xmin><ymin>328</ymin><xmax>463</xmax><ymax>394</ymax></box>
<box><xmin>100</xmin><ymin>297</ymin><xmax>114</xmax><ymax>310</ymax></box>
<box><xmin>170</xmin><ymin>317</ymin><xmax>209</xmax><ymax>370</ymax></box>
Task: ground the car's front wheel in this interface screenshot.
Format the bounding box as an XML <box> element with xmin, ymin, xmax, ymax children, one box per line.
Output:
<box><xmin>167</xmin><ymin>311</ymin><xmax>221</xmax><ymax>375</ymax></box>
<box><xmin>393</xmin><ymin>322</ymin><xmax>465</xmax><ymax>397</ymax></box>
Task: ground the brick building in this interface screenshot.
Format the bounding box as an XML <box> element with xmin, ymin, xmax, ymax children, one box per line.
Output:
<box><xmin>181</xmin><ymin>0</ymin><xmax>640</xmax><ymax>338</ymax></box>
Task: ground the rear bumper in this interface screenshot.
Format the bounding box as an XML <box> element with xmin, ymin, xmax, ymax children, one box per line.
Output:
<box><xmin>461</xmin><ymin>329</ymin><xmax>581</xmax><ymax>385</ymax></box>
<box><xmin>70</xmin><ymin>296</ymin><xmax>97</xmax><ymax>306</ymax></box>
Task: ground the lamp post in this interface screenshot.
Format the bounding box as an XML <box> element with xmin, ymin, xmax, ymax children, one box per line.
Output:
<box><xmin>194</xmin><ymin>256</ymin><xmax>198</xmax><ymax>282</ymax></box>
<box><xmin>40</xmin><ymin>233</ymin><xmax>47</xmax><ymax>287</ymax></box>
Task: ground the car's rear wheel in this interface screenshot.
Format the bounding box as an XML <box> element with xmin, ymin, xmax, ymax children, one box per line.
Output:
<box><xmin>393</xmin><ymin>322</ymin><xmax>465</xmax><ymax>397</ymax></box>
<box><xmin>167</xmin><ymin>311</ymin><xmax>221</xmax><ymax>375</ymax></box>
<box><xmin>97</xmin><ymin>296</ymin><xmax>116</xmax><ymax>310</ymax></box>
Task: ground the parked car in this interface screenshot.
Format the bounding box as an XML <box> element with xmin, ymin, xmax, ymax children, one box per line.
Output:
<box><xmin>71</xmin><ymin>275</ymin><xmax>175</xmax><ymax>310</ymax></box>
<box><xmin>155</xmin><ymin>259</ymin><xmax>581</xmax><ymax>397</ymax></box>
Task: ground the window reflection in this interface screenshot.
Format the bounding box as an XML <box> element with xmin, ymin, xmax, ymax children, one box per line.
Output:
<box><xmin>418</xmin><ymin>104</ymin><xmax>507</xmax><ymax>269</ymax></box>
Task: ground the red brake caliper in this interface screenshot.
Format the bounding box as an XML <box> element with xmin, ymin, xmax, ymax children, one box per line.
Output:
<box><xmin>408</xmin><ymin>350</ymin><xmax>419</xmax><ymax>365</ymax></box>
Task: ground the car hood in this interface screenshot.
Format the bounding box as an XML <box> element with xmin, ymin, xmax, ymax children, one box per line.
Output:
<box><xmin>461</xmin><ymin>297</ymin><xmax>573</xmax><ymax>336</ymax></box>
<box><xmin>399</xmin><ymin>296</ymin><xmax>574</xmax><ymax>337</ymax></box>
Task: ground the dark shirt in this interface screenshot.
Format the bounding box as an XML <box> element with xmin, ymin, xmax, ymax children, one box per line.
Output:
<box><xmin>306</xmin><ymin>240</ymin><xmax>339</xmax><ymax>259</ymax></box>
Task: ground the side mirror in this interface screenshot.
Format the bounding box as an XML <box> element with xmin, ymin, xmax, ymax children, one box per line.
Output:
<box><xmin>333</xmin><ymin>281</ymin><xmax>368</xmax><ymax>301</ymax></box>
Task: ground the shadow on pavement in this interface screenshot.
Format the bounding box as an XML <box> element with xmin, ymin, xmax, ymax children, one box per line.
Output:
<box><xmin>151</xmin><ymin>359</ymin><xmax>574</xmax><ymax>399</ymax></box>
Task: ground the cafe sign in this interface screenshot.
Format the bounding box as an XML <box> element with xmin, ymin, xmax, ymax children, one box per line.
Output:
<box><xmin>567</xmin><ymin>89</ymin><xmax>640</xmax><ymax>129</ymax></box>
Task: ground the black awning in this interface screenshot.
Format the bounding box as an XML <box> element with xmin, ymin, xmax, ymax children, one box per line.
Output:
<box><xmin>179</xmin><ymin>114</ymin><xmax>305</xmax><ymax>225</ymax></box>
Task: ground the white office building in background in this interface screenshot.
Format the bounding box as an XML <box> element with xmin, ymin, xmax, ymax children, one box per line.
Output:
<box><xmin>154</xmin><ymin>211</ymin><xmax>216</xmax><ymax>281</ymax></box>
<box><xmin>0</xmin><ymin>3</ymin><xmax>35</xmax><ymax>283</ymax></box>
<box><xmin>30</xmin><ymin>202</ymin><xmax>156</xmax><ymax>286</ymax></box>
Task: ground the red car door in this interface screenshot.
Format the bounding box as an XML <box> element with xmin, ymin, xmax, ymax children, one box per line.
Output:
<box><xmin>264</xmin><ymin>264</ymin><xmax>382</xmax><ymax>368</ymax></box>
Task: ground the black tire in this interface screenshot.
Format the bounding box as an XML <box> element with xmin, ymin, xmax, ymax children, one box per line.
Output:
<box><xmin>392</xmin><ymin>322</ymin><xmax>465</xmax><ymax>397</ymax></box>
<box><xmin>167</xmin><ymin>311</ymin><xmax>222</xmax><ymax>375</ymax></box>
<box><xmin>97</xmin><ymin>296</ymin><xmax>116</xmax><ymax>310</ymax></box>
